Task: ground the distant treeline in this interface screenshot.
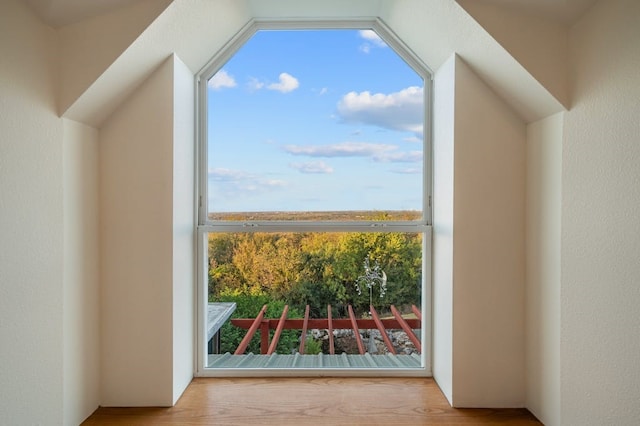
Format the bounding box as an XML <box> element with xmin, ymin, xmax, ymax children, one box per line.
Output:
<box><xmin>208</xmin><ymin>209</ymin><xmax>422</xmax><ymax>222</ymax></box>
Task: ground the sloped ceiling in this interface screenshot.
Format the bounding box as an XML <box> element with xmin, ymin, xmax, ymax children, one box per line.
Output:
<box><xmin>25</xmin><ymin>0</ymin><xmax>143</xmax><ymax>27</ymax></box>
<box><xmin>462</xmin><ymin>0</ymin><xmax>598</xmax><ymax>24</ymax></box>
<box><xmin>45</xmin><ymin>0</ymin><xmax>599</xmax><ymax>127</ymax></box>
<box><xmin>26</xmin><ymin>0</ymin><xmax>598</xmax><ymax>28</ymax></box>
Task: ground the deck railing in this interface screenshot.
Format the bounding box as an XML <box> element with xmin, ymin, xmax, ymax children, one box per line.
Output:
<box><xmin>232</xmin><ymin>304</ymin><xmax>421</xmax><ymax>355</ymax></box>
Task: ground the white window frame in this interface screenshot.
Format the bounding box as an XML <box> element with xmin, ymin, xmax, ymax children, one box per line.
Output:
<box><xmin>194</xmin><ymin>18</ymin><xmax>433</xmax><ymax>377</ymax></box>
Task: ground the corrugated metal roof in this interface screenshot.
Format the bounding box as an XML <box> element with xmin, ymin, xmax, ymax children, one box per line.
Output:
<box><xmin>207</xmin><ymin>353</ymin><xmax>421</xmax><ymax>369</ymax></box>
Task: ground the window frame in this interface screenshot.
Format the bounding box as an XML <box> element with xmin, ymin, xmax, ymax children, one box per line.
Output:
<box><xmin>194</xmin><ymin>18</ymin><xmax>433</xmax><ymax>377</ymax></box>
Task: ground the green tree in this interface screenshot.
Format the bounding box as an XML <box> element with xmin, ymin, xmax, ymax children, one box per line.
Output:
<box><xmin>208</xmin><ymin>228</ymin><xmax>422</xmax><ymax>320</ymax></box>
<box><xmin>216</xmin><ymin>291</ymin><xmax>302</xmax><ymax>354</ymax></box>
<box><xmin>333</xmin><ymin>232</ymin><xmax>422</xmax><ymax>315</ymax></box>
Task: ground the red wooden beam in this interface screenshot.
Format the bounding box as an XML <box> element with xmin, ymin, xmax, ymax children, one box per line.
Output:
<box><xmin>234</xmin><ymin>305</ymin><xmax>268</xmax><ymax>355</ymax></box>
<box><xmin>347</xmin><ymin>305</ymin><xmax>365</xmax><ymax>355</ymax></box>
<box><xmin>298</xmin><ymin>305</ymin><xmax>310</xmax><ymax>354</ymax></box>
<box><xmin>260</xmin><ymin>320</ymin><xmax>269</xmax><ymax>354</ymax></box>
<box><xmin>411</xmin><ymin>305</ymin><xmax>422</xmax><ymax>321</ymax></box>
<box><xmin>369</xmin><ymin>305</ymin><xmax>396</xmax><ymax>354</ymax></box>
<box><xmin>327</xmin><ymin>305</ymin><xmax>335</xmax><ymax>355</ymax></box>
<box><xmin>267</xmin><ymin>305</ymin><xmax>289</xmax><ymax>355</ymax></box>
<box><xmin>231</xmin><ymin>318</ymin><xmax>420</xmax><ymax>330</ymax></box>
<box><xmin>390</xmin><ymin>305</ymin><xmax>422</xmax><ymax>352</ymax></box>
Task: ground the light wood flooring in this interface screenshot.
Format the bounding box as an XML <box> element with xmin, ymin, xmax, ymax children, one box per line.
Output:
<box><xmin>82</xmin><ymin>377</ymin><xmax>542</xmax><ymax>425</ymax></box>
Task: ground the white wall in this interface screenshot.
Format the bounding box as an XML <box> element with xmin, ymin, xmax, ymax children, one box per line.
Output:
<box><xmin>6</xmin><ymin>0</ymin><xmax>640</xmax><ymax>422</ymax></box>
<box><xmin>62</xmin><ymin>119</ymin><xmax>100</xmax><ymax>425</ymax></box>
<box><xmin>171</xmin><ymin>55</ymin><xmax>195</xmax><ymax>404</ymax></box>
<box><xmin>525</xmin><ymin>113</ymin><xmax>562</xmax><ymax>425</ymax></box>
<box><xmin>451</xmin><ymin>56</ymin><xmax>526</xmax><ymax>407</ymax></box>
<box><xmin>432</xmin><ymin>55</ymin><xmax>456</xmax><ymax>405</ymax></box>
<box><xmin>561</xmin><ymin>0</ymin><xmax>640</xmax><ymax>423</ymax></box>
<box><xmin>100</xmin><ymin>58</ymin><xmax>176</xmax><ymax>406</ymax></box>
<box><xmin>0</xmin><ymin>1</ymin><xmax>65</xmax><ymax>424</ymax></box>
<box><xmin>432</xmin><ymin>54</ymin><xmax>527</xmax><ymax>408</ymax></box>
<box><xmin>99</xmin><ymin>54</ymin><xmax>195</xmax><ymax>406</ymax></box>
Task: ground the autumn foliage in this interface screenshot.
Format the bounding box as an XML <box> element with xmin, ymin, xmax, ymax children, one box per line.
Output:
<box><xmin>208</xmin><ymin>230</ymin><xmax>422</xmax><ymax>318</ymax></box>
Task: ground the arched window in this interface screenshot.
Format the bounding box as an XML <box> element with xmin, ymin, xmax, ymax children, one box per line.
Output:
<box><xmin>196</xmin><ymin>19</ymin><xmax>432</xmax><ymax>376</ymax></box>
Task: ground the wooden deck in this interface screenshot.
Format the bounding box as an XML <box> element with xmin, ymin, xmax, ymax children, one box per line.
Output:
<box><xmin>82</xmin><ymin>377</ymin><xmax>542</xmax><ymax>425</ymax></box>
<box><xmin>207</xmin><ymin>352</ymin><xmax>422</xmax><ymax>369</ymax></box>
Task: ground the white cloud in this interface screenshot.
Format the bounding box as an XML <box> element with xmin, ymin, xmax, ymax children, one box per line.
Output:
<box><xmin>390</xmin><ymin>167</ymin><xmax>422</xmax><ymax>174</ymax></box>
<box><xmin>359</xmin><ymin>44</ymin><xmax>372</xmax><ymax>54</ymax></box>
<box><xmin>208</xmin><ymin>70</ymin><xmax>236</xmax><ymax>90</ymax></box>
<box><xmin>403</xmin><ymin>136</ymin><xmax>422</xmax><ymax>143</ymax></box>
<box><xmin>289</xmin><ymin>161</ymin><xmax>334</xmax><ymax>174</ymax></box>
<box><xmin>359</xmin><ymin>30</ymin><xmax>386</xmax><ymax>46</ymax></box>
<box><xmin>246</xmin><ymin>73</ymin><xmax>300</xmax><ymax>93</ymax></box>
<box><xmin>283</xmin><ymin>141</ymin><xmax>396</xmax><ymax>158</ymax></box>
<box><xmin>375</xmin><ymin>150</ymin><xmax>423</xmax><ymax>163</ymax></box>
<box><xmin>318</xmin><ymin>87</ymin><xmax>328</xmax><ymax>96</ymax></box>
<box><xmin>209</xmin><ymin>168</ymin><xmax>243</xmax><ymax>180</ymax></box>
<box><xmin>336</xmin><ymin>86</ymin><xmax>424</xmax><ymax>135</ymax></box>
<box><xmin>209</xmin><ymin>168</ymin><xmax>286</xmax><ymax>196</ymax></box>
<box><xmin>283</xmin><ymin>141</ymin><xmax>422</xmax><ymax>164</ymax></box>
<box><xmin>358</xmin><ymin>29</ymin><xmax>387</xmax><ymax>53</ymax></box>
<box><xmin>246</xmin><ymin>77</ymin><xmax>265</xmax><ymax>92</ymax></box>
<box><xmin>267</xmin><ymin>72</ymin><xmax>299</xmax><ymax>93</ymax></box>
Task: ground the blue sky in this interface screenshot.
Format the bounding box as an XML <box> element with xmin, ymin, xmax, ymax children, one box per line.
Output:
<box><xmin>207</xmin><ymin>29</ymin><xmax>424</xmax><ymax>214</ymax></box>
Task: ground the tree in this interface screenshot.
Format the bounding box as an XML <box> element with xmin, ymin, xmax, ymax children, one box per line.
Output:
<box><xmin>208</xmin><ymin>229</ymin><xmax>422</xmax><ymax>319</ymax></box>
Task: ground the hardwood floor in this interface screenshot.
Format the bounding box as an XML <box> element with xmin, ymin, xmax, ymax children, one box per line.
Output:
<box><xmin>82</xmin><ymin>377</ymin><xmax>541</xmax><ymax>425</ymax></box>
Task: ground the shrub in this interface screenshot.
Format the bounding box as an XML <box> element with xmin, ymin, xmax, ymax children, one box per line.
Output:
<box><xmin>215</xmin><ymin>291</ymin><xmax>302</xmax><ymax>355</ymax></box>
<box><xmin>303</xmin><ymin>337</ymin><xmax>323</xmax><ymax>355</ymax></box>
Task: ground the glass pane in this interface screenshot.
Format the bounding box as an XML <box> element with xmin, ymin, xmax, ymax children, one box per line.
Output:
<box><xmin>205</xmin><ymin>231</ymin><xmax>423</xmax><ymax>368</ymax></box>
<box><xmin>207</xmin><ymin>29</ymin><xmax>424</xmax><ymax>221</ymax></box>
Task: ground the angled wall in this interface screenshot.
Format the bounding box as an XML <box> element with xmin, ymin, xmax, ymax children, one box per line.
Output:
<box><xmin>432</xmin><ymin>54</ymin><xmax>526</xmax><ymax>407</ymax></box>
<box><xmin>432</xmin><ymin>55</ymin><xmax>456</xmax><ymax>404</ymax></box>
<box><xmin>99</xmin><ymin>55</ymin><xmax>195</xmax><ymax>406</ymax></box>
<box><xmin>171</xmin><ymin>55</ymin><xmax>195</xmax><ymax>404</ymax></box>
<box><xmin>62</xmin><ymin>119</ymin><xmax>100</xmax><ymax>425</ymax></box>
<box><xmin>525</xmin><ymin>113</ymin><xmax>562</xmax><ymax>425</ymax></box>
<box><xmin>100</xmin><ymin>55</ymin><xmax>175</xmax><ymax>406</ymax></box>
<box><xmin>451</xmin><ymin>56</ymin><xmax>526</xmax><ymax>407</ymax></box>
<box><xmin>99</xmin><ymin>54</ymin><xmax>195</xmax><ymax>406</ymax></box>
